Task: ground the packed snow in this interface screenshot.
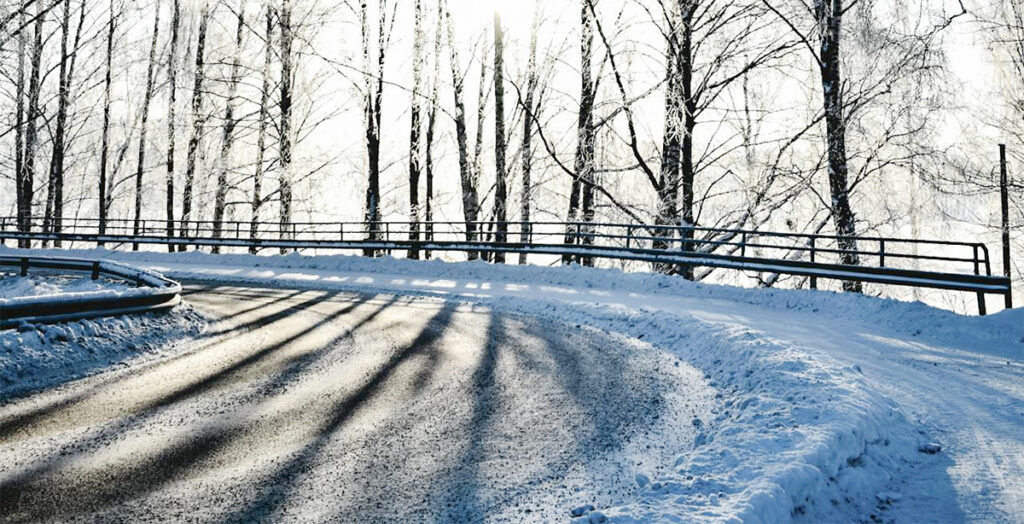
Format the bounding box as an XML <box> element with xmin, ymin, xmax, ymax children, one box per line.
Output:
<box><xmin>1</xmin><ymin>246</ymin><xmax>1021</xmax><ymax>522</ymax></box>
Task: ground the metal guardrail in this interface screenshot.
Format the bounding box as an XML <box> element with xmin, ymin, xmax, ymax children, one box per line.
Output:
<box><xmin>0</xmin><ymin>255</ymin><xmax>182</xmax><ymax>329</ymax></box>
<box><xmin>0</xmin><ymin>216</ymin><xmax>1012</xmax><ymax>315</ymax></box>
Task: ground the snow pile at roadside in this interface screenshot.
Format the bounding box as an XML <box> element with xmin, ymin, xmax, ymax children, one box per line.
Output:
<box><xmin>0</xmin><ymin>306</ymin><xmax>207</xmax><ymax>401</ymax></box>
<box><xmin>5</xmin><ymin>247</ymin><xmax>1021</xmax><ymax>521</ymax></box>
<box><xmin>0</xmin><ymin>274</ymin><xmax>131</xmax><ymax>300</ymax></box>
<box><xmin>475</xmin><ymin>297</ymin><xmax>917</xmax><ymax>522</ymax></box>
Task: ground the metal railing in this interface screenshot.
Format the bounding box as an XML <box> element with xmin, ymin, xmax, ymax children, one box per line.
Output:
<box><xmin>0</xmin><ymin>254</ymin><xmax>182</xmax><ymax>328</ymax></box>
<box><xmin>0</xmin><ymin>216</ymin><xmax>1012</xmax><ymax>315</ymax></box>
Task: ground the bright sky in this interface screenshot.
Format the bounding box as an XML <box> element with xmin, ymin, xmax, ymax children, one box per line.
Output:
<box><xmin>447</xmin><ymin>0</ymin><xmax>539</xmax><ymax>31</ymax></box>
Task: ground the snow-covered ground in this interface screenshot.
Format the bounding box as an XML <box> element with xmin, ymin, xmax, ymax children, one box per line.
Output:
<box><xmin>2</xmin><ymin>246</ymin><xmax>1021</xmax><ymax>522</ymax></box>
<box><xmin>0</xmin><ymin>274</ymin><xmax>130</xmax><ymax>300</ymax></box>
<box><xmin>0</xmin><ymin>273</ymin><xmax>207</xmax><ymax>401</ymax></box>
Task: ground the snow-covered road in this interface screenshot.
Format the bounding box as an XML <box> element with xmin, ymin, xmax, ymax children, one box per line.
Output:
<box><xmin>0</xmin><ymin>284</ymin><xmax>712</xmax><ymax>522</ymax></box>
<box><xmin>123</xmin><ymin>254</ymin><xmax>1024</xmax><ymax>522</ymax></box>
<box><xmin>1</xmin><ymin>247</ymin><xmax>1021</xmax><ymax>522</ymax></box>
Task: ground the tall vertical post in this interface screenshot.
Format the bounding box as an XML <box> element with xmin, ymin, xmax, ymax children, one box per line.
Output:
<box><xmin>1000</xmin><ymin>144</ymin><xmax>1013</xmax><ymax>309</ymax></box>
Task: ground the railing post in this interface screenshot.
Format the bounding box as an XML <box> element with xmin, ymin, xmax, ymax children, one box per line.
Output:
<box><xmin>92</xmin><ymin>261</ymin><xmax>100</xmax><ymax>280</ymax></box>
<box><xmin>20</xmin><ymin>257</ymin><xmax>28</xmax><ymax>277</ymax></box>
<box><xmin>809</xmin><ymin>238</ymin><xmax>817</xmax><ymax>290</ymax></box>
<box><xmin>339</xmin><ymin>223</ymin><xmax>344</xmax><ymax>241</ymax></box>
<box><xmin>972</xmin><ymin>245</ymin><xmax>987</xmax><ymax>315</ymax></box>
<box><xmin>626</xmin><ymin>226</ymin><xmax>633</xmax><ymax>249</ymax></box>
<box><xmin>741</xmin><ymin>233</ymin><xmax>747</xmax><ymax>258</ymax></box>
<box><xmin>879</xmin><ymin>240</ymin><xmax>885</xmax><ymax>268</ymax></box>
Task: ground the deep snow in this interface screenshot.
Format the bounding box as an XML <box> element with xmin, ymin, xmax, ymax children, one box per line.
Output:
<box><xmin>1</xmin><ymin>246</ymin><xmax>1021</xmax><ymax>522</ymax></box>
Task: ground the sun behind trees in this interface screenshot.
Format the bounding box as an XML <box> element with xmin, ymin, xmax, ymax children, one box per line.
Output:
<box><xmin>0</xmin><ymin>0</ymin><xmax>1018</xmax><ymax>302</ymax></box>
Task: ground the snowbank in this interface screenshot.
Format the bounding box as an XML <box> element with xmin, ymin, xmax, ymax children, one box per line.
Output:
<box><xmin>0</xmin><ymin>273</ymin><xmax>206</xmax><ymax>401</ymax></box>
<box><xmin>4</xmin><ymin>247</ymin><xmax>1021</xmax><ymax>521</ymax></box>
<box><xmin>0</xmin><ymin>274</ymin><xmax>130</xmax><ymax>300</ymax></box>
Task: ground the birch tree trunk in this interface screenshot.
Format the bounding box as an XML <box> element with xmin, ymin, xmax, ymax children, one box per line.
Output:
<box><xmin>278</xmin><ymin>0</ymin><xmax>294</xmax><ymax>253</ymax></box>
<box><xmin>19</xmin><ymin>0</ymin><xmax>45</xmax><ymax>248</ymax></box>
<box><xmin>655</xmin><ymin>6</ymin><xmax>682</xmax><ymax>269</ymax></box>
<box><xmin>43</xmin><ymin>0</ymin><xmax>69</xmax><ymax>246</ymax></box>
<box><xmin>679</xmin><ymin>2</ymin><xmax>696</xmax><ymax>278</ymax></box>
<box><xmin>407</xmin><ymin>0</ymin><xmax>424</xmax><ymax>259</ymax></box>
<box><xmin>132</xmin><ymin>1</ymin><xmax>161</xmax><ymax>251</ymax></box>
<box><xmin>180</xmin><ymin>3</ymin><xmax>210</xmax><ymax>251</ymax></box>
<box><xmin>165</xmin><ymin>0</ymin><xmax>180</xmax><ymax>251</ymax></box>
<box><xmin>518</xmin><ymin>3</ymin><xmax>541</xmax><ymax>265</ymax></box>
<box><xmin>98</xmin><ymin>0</ymin><xmax>116</xmax><ymax>244</ymax></box>
<box><xmin>13</xmin><ymin>6</ymin><xmax>25</xmax><ymax>243</ymax></box>
<box><xmin>815</xmin><ymin>0</ymin><xmax>861</xmax><ymax>291</ymax></box>
<box><xmin>445</xmin><ymin>4</ymin><xmax>480</xmax><ymax>259</ymax></box>
<box><xmin>361</xmin><ymin>0</ymin><xmax>386</xmax><ymax>256</ymax></box>
<box><xmin>563</xmin><ymin>0</ymin><xmax>595</xmax><ymax>266</ymax></box>
<box><xmin>212</xmin><ymin>3</ymin><xmax>246</xmax><ymax>253</ymax></box>
<box><xmin>250</xmin><ymin>5</ymin><xmax>274</xmax><ymax>254</ymax></box>
<box><xmin>492</xmin><ymin>11</ymin><xmax>507</xmax><ymax>263</ymax></box>
<box><xmin>423</xmin><ymin>0</ymin><xmax>444</xmax><ymax>259</ymax></box>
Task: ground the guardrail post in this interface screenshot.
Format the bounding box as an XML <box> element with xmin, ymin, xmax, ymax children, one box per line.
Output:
<box><xmin>809</xmin><ymin>238</ymin><xmax>817</xmax><ymax>289</ymax></box>
<box><xmin>626</xmin><ymin>226</ymin><xmax>633</xmax><ymax>249</ymax></box>
<box><xmin>20</xmin><ymin>257</ymin><xmax>28</xmax><ymax>277</ymax></box>
<box><xmin>91</xmin><ymin>261</ymin><xmax>100</xmax><ymax>280</ymax></box>
<box><xmin>741</xmin><ymin>233</ymin><xmax>747</xmax><ymax>258</ymax></box>
<box><xmin>879</xmin><ymin>240</ymin><xmax>885</xmax><ymax>267</ymax></box>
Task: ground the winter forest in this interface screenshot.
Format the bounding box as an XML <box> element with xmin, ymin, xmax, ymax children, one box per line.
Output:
<box><xmin>0</xmin><ymin>0</ymin><xmax>1020</xmax><ymax>312</ymax></box>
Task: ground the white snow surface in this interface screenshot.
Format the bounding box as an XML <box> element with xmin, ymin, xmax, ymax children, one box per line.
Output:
<box><xmin>0</xmin><ymin>274</ymin><xmax>130</xmax><ymax>300</ymax></box>
<box><xmin>3</xmin><ymin>247</ymin><xmax>1022</xmax><ymax>523</ymax></box>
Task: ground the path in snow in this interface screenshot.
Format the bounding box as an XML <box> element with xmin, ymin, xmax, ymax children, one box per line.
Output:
<box><xmin>0</xmin><ymin>284</ymin><xmax>712</xmax><ymax>522</ymax></box>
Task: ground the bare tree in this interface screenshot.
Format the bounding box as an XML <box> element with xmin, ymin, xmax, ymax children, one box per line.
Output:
<box><xmin>180</xmin><ymin>2</ymin><xmax>210</xmax><ymax>250</ymax></box>
<box><xmin>212</xmin><ymin>1</ymin><xmax>246</xmax><ymax>252</ymax></box>
<box><xmin>423</xmin><ymin>0</ymin><xmax>444</xmax><ymax>258</ymax></box>
<box><xmin>164</xmin><ymin>0</ymin><xmax>180</xmax><ymax>249</ymax></box>
<box><xmin>518</xmin><ymin>2</ymin><xmax>541</xmax><ymax>265</ymax></box>
<box><xmin>132</xmin><ymin>0</ymin><xmax>161</xmax><ymax>250</ymax></box>
<box><xmin>445</xmin><ymin>1</ymin><xmax>480</xmax><ymax>258</ymax></box>
<box><xmin>811</xmin><ymin>0</ymin><xmax>860</xmax><ymax>290</ymax></box>
<box><xmin>18</xmin><ymin>0</ymin><xmax>45</xmax><ymax>247</ymax></box>
<box><xmin>98</xmin><ymin>0</ymin><xmax>118</xmax><ymax>242</ymax></box>
<box><xmin>360</xmin><ymin>0</ymin><xmax>392</xmax><ymax>255</ymax></box>
<box><xmin>762</xmin><ymin>0</ymin><xmax>964</xmax><ymax>290</ymax></box>
<box><xmin>41</xmin><ymin>0</ymin><xmax>71</xmax><ymax>245</ymax></box>
<box><xmin>277</xmin><ymin>0</ymin><xmax>295</xmax><ymax>251</ymax></box>
<box><xmin>13</xmin><ymin>4</ymin><xmax>26</xmax><ymax>242</ymax></box>
<box><xmin>492</xmin><ymin>10</ymin><xmax>507</xmax><ymax>262</ymax></box>
<box><xmin>250</xmin><ymin>4</ymin><xmax>274</xmax><ymax>253</ymax></box>
<box><xmin>407</xmin><ymin>0</ymin><xmax>424</xmax><ymax>259</ymax></box>
<box><xmin>563</xmin><ymin>0</ymin><xmax>596</xmax><ymax>266</ymax></box>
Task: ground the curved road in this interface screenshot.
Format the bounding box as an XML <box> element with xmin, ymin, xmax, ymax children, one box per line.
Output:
<box><xmin>0</xmin><ymin>284</ymin><xmax>709</xmax><ymax>522</ymax></box>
